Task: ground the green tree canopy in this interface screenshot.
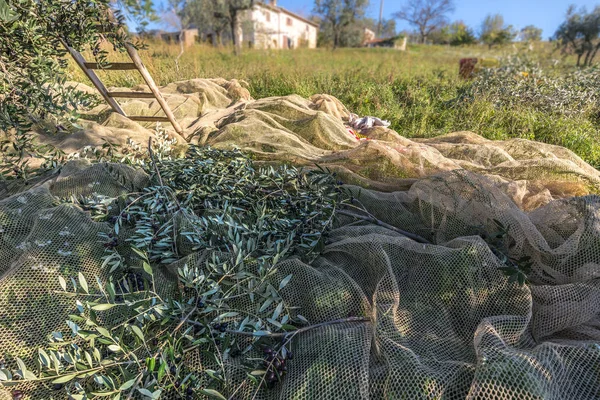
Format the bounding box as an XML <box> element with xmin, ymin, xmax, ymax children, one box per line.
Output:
<box><xmin>520</xmin><ymin>25</ymin><xmax>542</xmax><ymax>42</ymax></box>
<box><xmin>449</xmin><ymin>21</ymin><xmax>477</xmax><ymax>45</ymax></box>
<box><xmin>362</xmin><ymin>17</ymin><xmax>397</xmax><ymax>39</ymax></box>
<box><xmin>313</xmin><ymin>0</ymin><xmax>370</xmax><ymax>49</ymax></box>
<box><xmin>0</xmin><ymin>0</ymin><xmax>138</xmax><ymax>180</ymax></box>
<box><xmin>555</xmin><ymin>5</ymin><xmax>600</xmax><ymax>67</ymax></box>
<box><xmin>429</xmin><ymin>21</ymin><xmax>476</xmax><ymax>46</ymax></box>
<box><xmin>480</xmin><ymin>14</ymin><xmax>516</xmax><ymax>48</ymax></box>
<box><xmin>183</xmin><ymin>0</ymin><xmax>230</xmax><ymax>45</ymax></box>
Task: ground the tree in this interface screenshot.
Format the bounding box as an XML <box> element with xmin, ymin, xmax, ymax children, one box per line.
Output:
<box><xmin>520</xmin><ymin>25</ymin><xmax>542</xmax><ymax>42</ymax></box>
<box><xmin>449</xmin><ymin>21</ymin><xmax>477</xmax><ymax>45</ymax></box>
<box><xmin>163</xmin><ymin>0</ymin><xmax>194</xmax><ymax>66</ymax></box>
<box><xmin>428</xmin><ymin>24</ymin><xmax>450</xmax><ymax>44</ymax></box>
<box><xmin>184</xmin><ymin>0</ymin><xmax>230</xmax><ymax>45</ymax></box>
<box><xmin>429</xmin><ymin>21</ymin><xmax>476</xmax><ymax>45</ymax></box>
<box><xmin>0</xmin><ymin>0</ymin><xmax>137</xmax><ymax>180</ymax></box>
<box><xmin>555</xmin><ymin>5</ymin><xmax>600</xmax><ymax>67</ymax></box>
<box><xmin>172</xmin><ymin>0</ymin><xmax>252</xmax><ymax>53</ymax></box>
<box><xmin>363</xmin><ymin>17</ymin><xmax>397</xmax><ymax>39</ymax></box>
<box><xmin>480</xmin><ymin>14</ymin><xmax>516</xmax><ymax>48</ymax></box>
<box><xmin>116</xmin><ymin>0</ymin><xmax>157</xmax><ymax>33</ymax></box>
<box><xmin>313</xmin><ymin>0</ymin><xmax>370</xmax><ymax>49</ymax></box>
<box><xmin>217</xmin><ymin>0</ymin><xmax>255</xmax><ymax>55</ymax></box>
<box><xmin>393</xmin><ymin>0</ymin><xmax>455</xmax><ymax>44</ymax></box>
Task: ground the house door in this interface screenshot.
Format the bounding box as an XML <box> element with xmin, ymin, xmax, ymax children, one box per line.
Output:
<box><xmin>283</xmin><ymin>35</ymin><xmax>288</xmax><ymax>49</ymax></box>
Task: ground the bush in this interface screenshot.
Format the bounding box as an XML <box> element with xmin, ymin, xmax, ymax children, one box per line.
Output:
<box><xmin>0</xmin><ymin>0</ymin><xmax>133</xmax><ymax>180</ymax></box>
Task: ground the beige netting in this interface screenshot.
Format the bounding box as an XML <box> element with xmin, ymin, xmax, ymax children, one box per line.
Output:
<box><xmin>1</xmin><ymin>161</ymin><xmax>599</xmax><ymax>399</ymax></box>
<box><xmin>1</xmin><ymin>81</ymin><xmax>599</xmax><ymax>399</ymax></box>
<box><xmin>22</xmin><ymin>79</ymin><xmax>600</xmax><ymax>211</ymax></box>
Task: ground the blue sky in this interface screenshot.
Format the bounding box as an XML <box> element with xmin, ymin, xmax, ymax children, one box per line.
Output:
<box><xmin>151</xmin><ymin>0</ymin><xmax>599</xmax><ymax>39</ymax></box>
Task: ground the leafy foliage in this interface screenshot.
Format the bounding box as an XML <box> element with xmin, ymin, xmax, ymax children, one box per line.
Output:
<box><xmin>520</xmin><ymin>25</ymin><xmax>542</xmax><ymax>42</ymax></box>
<box><xmin>429</xmin><ymin>21</ymin><xmax>477</xmax><ymax>46</ymax></box>
<box><xmin>184</xmin><ymin>0</ymin><xmax>255</xmax><ymax>54</ymax></box>
<box><xmin>466</xmin><ymin>55</ymin><xmax>600</xmax><ymax>118</ymax></box>
<box><xmin>0</xmin><ymin>0</ymin><xmax>138</xmax><ymax>181</ymax></box>
<box><xmin>481</xmin><ymin>219</ymin><xmax>532</xmax><ymax>286</ymax></box>
<box><xmin>554</xmin><ymin>5</ymin><xmax>600</xmax><ymax>67</ymax></box>
<box><xmin>479</xmin><ymin>14</ymin><xmax>516</xmax><ymax>48</ymax></box>
<box><xmin>313</xmin><ymin>0</ymin><xmax>369</xmax><ymax>49</ymax></box>
<box><xmin>0</xmin><ymin>146</ymin><xmax>351</xmax><ymax>399</ymax></box>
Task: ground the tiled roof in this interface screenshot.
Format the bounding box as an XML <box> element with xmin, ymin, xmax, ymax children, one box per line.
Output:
<box><xmin>256</xmin><ymin>2</ymin><xmax>319</xmax><ymax>28</ymax></box>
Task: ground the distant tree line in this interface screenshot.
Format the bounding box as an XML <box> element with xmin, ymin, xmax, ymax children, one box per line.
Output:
<box><xmin>130</xmin><ymin>0</ymin><xmax>600</xmax><ymax>66</ymax></box>
<box><xmin>555</xmin><ymin>5</ymin><xmax>600</xmax><ymax>67</ymax></box>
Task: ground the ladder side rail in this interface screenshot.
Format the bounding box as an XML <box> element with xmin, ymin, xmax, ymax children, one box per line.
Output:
<box><xmin>124</xmin><ymin>43</ymin><xmax>184</xmax><ymax>135</ymax></box>
<box><xmin>60</xmin><ymin>39</ymin><xmax>127</xmax><ymax>117</ymax></box>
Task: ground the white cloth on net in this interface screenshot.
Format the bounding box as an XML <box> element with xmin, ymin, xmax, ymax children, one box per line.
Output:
<box><xmin>348</xmin><ymin>113</ymin><xmax>391</xmax><ymax>131</ymax></box>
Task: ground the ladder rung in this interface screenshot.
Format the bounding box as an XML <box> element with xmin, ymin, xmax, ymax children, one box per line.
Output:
<box><xmin>128</xmin><ymin>116</ymin><xmax>170</xmax><ymax>123</ymax></box>
<box><xmin>84</xmin><ymin>62</ymin><xmax>138</xmax><ymax>70</ymax></box>
<box><xmin>108</xmin><ymin>91</ymin><xmax>156</xmax><ymax>99</ymax></box>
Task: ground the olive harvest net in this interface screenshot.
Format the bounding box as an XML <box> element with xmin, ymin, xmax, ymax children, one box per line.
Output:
<box><xmin>1</xmin><ymin>80</ymin><xmax>599</xmax><ymax>399</ymax></box>
<box><xmin>1</xmin><ymin>162</ymin><xmax>599</xmax><ymax>399</ymax></box>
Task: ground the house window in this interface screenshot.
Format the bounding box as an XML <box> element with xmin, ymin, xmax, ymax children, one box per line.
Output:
<box><xmin>266</xmin><ymin>12</ymin><xmax>271</xmax><ymax>22</ymax></box>
<box><xmin>286</xmin><ymin>17</ymin><xmax>292</xmax><ymax>26</ymax></box>
<box><xmin>306</xmin><ymin>25</ymin><xmax>309</xmax><ymax>32</ymax></box>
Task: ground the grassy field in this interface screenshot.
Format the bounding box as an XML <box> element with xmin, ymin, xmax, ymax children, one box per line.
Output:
<box><xmin>68</xmin><ymin>42</ymin><xmax>600</xmax><ymax>168</ymax></box>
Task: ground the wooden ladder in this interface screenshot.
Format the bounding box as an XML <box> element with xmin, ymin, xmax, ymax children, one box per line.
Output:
<box><xmin>63</xmin><ymin>40</ymin><xmax>183</xmax><ymax>135</ymax></box>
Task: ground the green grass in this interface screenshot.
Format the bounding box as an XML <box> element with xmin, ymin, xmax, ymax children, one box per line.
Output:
<box><xmin>68</xmin><ymin>42</ymin><xmax>600</xmax><ymax>168</ymax></box>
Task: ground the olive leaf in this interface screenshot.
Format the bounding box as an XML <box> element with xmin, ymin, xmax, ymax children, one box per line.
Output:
<box><xmin>200</xmin><ymin>389</ymin><xmax>227</xmax><ymax>400</ymax></box>
<box><xmin>0</xmin><ymin>0</ymin><xmax>18</xmax><ymax>22</ymax></box>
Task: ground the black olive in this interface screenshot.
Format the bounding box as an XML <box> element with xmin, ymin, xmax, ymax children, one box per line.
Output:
<box><xmin>11</xmin><ymin>390</ymin><xmax>24</xmax><ymax>400</ymax></box>
<box><xmin>53</xmin><ymin>383</ymin><xmax>63</xmax><ymax>390</ymax></box>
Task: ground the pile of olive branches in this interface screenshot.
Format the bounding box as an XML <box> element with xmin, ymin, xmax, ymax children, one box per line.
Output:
<box><xmin>465</xmin><ymin>55</ymin><xmax>600</xmax><ymax>116</ymax></box>
<box><xmin>0</xmin><ymin>145</ymin><xmax>357</xmax><ymax>400</ymax></box>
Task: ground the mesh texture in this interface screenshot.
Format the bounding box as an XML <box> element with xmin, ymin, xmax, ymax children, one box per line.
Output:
<box><xmin>1</xmin><ymin>162</ymin><xmax>599</xmax><ymax>399</ymax></box>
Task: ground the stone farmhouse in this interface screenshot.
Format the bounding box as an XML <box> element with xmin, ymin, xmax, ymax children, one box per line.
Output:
<box><xmin>239</xmin><ymin>1</ymin><xmax>319</xmax><ymax>49</ymax></box>
<box><xmin>148</xmin><ymin>1</ymin><xmax>318</xmax><ymax>49</ymax></box>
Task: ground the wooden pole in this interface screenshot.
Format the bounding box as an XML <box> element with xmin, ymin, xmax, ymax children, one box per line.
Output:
<box><xmin>61</xmin><ymin>39</ymin><xmax>126</xmax><ymax>117</ymax></box>
<box><xmin>124</xmin><ymin>43</ymin><xmax>184</xmax><ymax>135</ymax></box>
<box><xmin>377</xmin><ymin>0</ymin><xmax>384</xmax><ymax>38</ymax></box>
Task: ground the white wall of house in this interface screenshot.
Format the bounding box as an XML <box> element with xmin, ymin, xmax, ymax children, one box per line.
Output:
<box><xmin>241</xmin><ymin>3</ymin><xmax>318</xmax><ymax>49</ymax></box>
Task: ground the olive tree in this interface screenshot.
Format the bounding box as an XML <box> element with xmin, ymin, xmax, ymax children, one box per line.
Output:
<box><xmin>0</xmin><ymin>0</ymin><xmax>143</xmax><ymax>180</ymax></box>
<box><xmin>313</xmin><ymin>0</ymin><xmax>370</xmax><ymax>49</ymax></box>
<box><xmin>555</xmin><ymin>5</ymin><xmax>600</xmax><ymax>67</ymax></box>
<box><xmin>520</xmin><ymin>25</ymin><xmax>542</xmax><ymax>42</ymax></box>
<box><xmin>479</xmin><ymin>14</ymin><xmax>516</xmax><ymax>49</ymax></box>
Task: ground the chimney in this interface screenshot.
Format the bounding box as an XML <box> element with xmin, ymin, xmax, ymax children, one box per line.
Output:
<box><xmin>270</xmin><ymin>0</ymin><xmax>277</xmax><ymax>6</ymax></box>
